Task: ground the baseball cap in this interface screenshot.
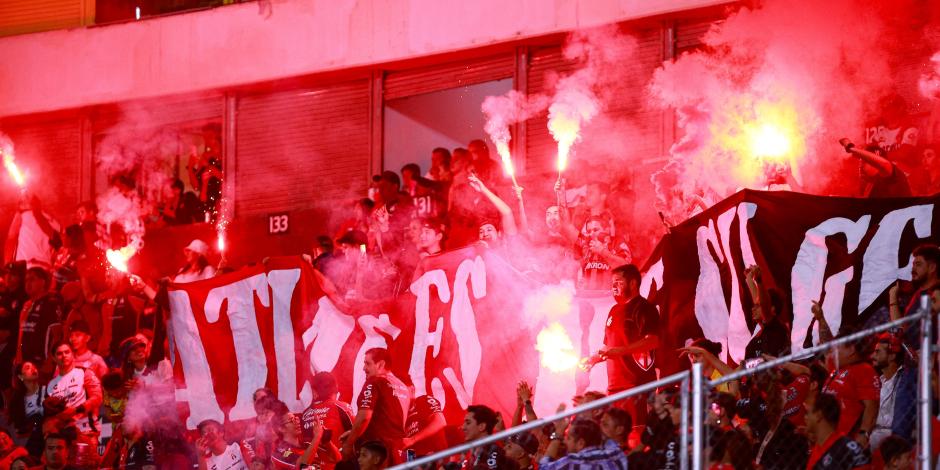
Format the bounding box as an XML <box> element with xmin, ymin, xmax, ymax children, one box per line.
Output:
<box><xmin>119</xmin><ymin>335</ymin><xmax>148</xmax><ymax>362</ymax></box>
<box><xmin>70</xmin><ymin>319</ymin><xmax>91</xmax><ymax>335</ymax></box>
<box><xmin>507</xmin><ymin>431</ymin><xmax>539</xmax><ymax>455</ymax></box>
<box><xmin>184</xmin><ymin>239</ymin><xmax>210</xmax><ymax>256</ymax></box>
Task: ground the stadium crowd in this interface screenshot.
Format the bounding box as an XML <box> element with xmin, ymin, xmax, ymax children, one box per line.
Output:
<box><xmin>0</xmin><ymin>137</ymin><xmax>937</xmax><ymax>470</ymax></box>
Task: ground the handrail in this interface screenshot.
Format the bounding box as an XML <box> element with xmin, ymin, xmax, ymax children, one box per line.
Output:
<box><xmin>392</xmin><ymin>299</ymin><xmax>935</xmax><ymax>469</ymax></box>
<box><xmin>391</xmin><ymin>371</ymin><xmax>690</xmax><ymax>469</ymax></box>
<box><xmin>711</xmin><ymin>309</ymin><xmax>929</xmax><ymax>387</ymax></box>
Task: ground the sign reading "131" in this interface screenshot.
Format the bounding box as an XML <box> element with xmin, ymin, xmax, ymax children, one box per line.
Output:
<box><xmin>268</xmin><ymin>213</ymin><xmax>289</xmax><ymax>235</ymax></box>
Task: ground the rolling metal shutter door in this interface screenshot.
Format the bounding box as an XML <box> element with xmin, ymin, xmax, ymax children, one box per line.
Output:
<box><xmin>2</xmin><ymin>119</ymin><xmax>82</xmax><ymax>221</ymax></box>
<box><xmin>235</xmin><ymin>80</ymin><xmax>371</xmax><ymax>216</ymax></box>
<box><xmin>675</xmin><ymin>18</ymin><xmax>715</xmax><ymax>55</ymax></box>
<box><xmin>0</xmin><ymin>0</ymin><xmax>91</xmax><ymax>37</ymax></box>
<box><xmin>525</xmin><ymin>27</ymin><xmax>664</xmax><ymax>174</ymax></box>
<box><xmin>90</xmin><ymin>95</ymin><xmax>225</xmax><ymax>134</ymax></box>
<box><xmin>384</xmin><ymin>54</ymin><xmax>514</xmax><ymax>100</ymax></box>
<box><xmin>525</xmin><ymin>45</ymin><xmax>576</xmax><ymax>174</ymax></box>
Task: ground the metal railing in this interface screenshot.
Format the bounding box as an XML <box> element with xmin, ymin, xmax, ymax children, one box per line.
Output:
<box><xmin>707</xmin><ymin>299</ymin><xmax>933</xmax><ymax>469</ymax></box>
<box><xmin>391</xmin><ymin>297</ymin><xmax>936</xmax><ymax>470</ymax></box>
<box><xmin>394</xmin><ymin>371</ymin><xmax>690</xmax><ymax>469</ymax></box>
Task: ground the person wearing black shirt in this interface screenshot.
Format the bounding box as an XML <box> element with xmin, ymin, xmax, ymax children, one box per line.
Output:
<box><xmin>839</xmin><ymin>139</ymin><xmax>912</xmax><ymax>198</ymax></box>
<box><xmin>18</xmin><ymin>267</ymin><xmax>64</xmax><ymax>368</ymax></box>
<box><xmin>743</xmin><ymin>266</ymin><xmax>791</xmax><ymax>359</ymax></box>
<box><xmin>630</xmin><ymin>388</ymin><xmax>680</xmax><ymax>470</ymax></box>
<box><xmin>458</xmin><ymin>405</ymin><xmax>516</xmax><ymax>470</ymax></box>
<box><xmin>583</xmin><ymin>264</ymin><xmax>660</xmax><ymax>426</ymax></box>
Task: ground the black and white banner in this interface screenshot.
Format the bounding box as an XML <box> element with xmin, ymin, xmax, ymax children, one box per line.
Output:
<box><xmin>641</xmin><ymin>190</ymin><xmax>939</xmax><ymax>367</ymax></box>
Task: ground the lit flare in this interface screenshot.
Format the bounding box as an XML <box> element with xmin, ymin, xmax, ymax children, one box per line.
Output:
<box><xmin>536</xmin><ymin>322</ymin><xmax>579</xmax><ymax>373</ymax></box>
<box><xmin>106</xmin><ymin>246</ymin><xmax>137</xmax><ymax>273</ymax></box>
<box><xmin>1</xmin><ymin>151</ymin><xmax>25</xmax><ymax>187</ymax></box>
<box><xmin>550</xmin><ymin>115</ymin><xmax>579</xmax><ymax>176</ymax></box>
<box><xmin>494</xmin><ymin>141</ymin><xmax>519</xmax><ymax>187</ymax></box>
<box><xmin>711</xmin><ymin>97</ymin><xmax>808</xmax><ymax>187</ymax></box>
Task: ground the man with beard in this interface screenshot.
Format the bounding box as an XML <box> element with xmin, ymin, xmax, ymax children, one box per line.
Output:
<box><xmin>869</xmin><ymin>333</ymin><xmax>916</xmax><ymax>449</ymax></box>
<box><xmin>582</xmin><ymin>264</ymin><xmax>660</xmax><ymax>426</ymax></box>
<box><xmin>889</xmin><ymin>244</ymin><xmax>939</xmax><ymax>321</ymax></box>
<box><xmin>888</xmin><ymin>244</ymin><xmax>939</xmax><ymax>352</ymax></box>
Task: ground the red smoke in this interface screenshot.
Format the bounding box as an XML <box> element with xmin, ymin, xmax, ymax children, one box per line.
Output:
<box><xmin>649</xmin><ymin>0</ymin><xmax>913</xmax><ymax>222</ymax></box>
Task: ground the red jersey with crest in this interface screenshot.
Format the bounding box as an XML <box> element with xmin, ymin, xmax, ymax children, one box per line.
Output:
<box><xmin>405</xmin><ymin>394</ymin><xmax>448</xmax><ymax>456</ymax></box>
<box><xmin>604</xmin><ymin>296</ymin><xmax>660</xmax><ymax>391</ymax></box>
<box><xmin>782</xmin><ymin>374</ymin><xmax>811</xmax><ymax>426</ymax></box>
<box><xmin>357</xmin><ymin>373</ymin><xmax>411</xmax><ymax>444</ymax></box>
<box><xmin>822</xmin><ymin>362</ymin><xmax>881</xmax><ymax>435</ymax></box>
<box><xmin>300</xmin><ymin>399</ymin><xmax>353</xmax><ymax>470</ymax></box>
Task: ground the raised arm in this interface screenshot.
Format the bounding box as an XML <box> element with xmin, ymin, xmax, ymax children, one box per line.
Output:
<box><xmin>839</xmin><ymin>138</ymin><xmax>893</xmax><ymax>177</ymax></box>
<box><xmin>744</xmin><ymin>265</ymin><xmax>773</xmax><ymax>323</ymax></box>
<box><xmin>467</xmin><ymin>174</ymin><xmax>517</xmax><ymax>237</ymax></box>
<box><xmin>811</xmin><ymin>300</ymin><xmax>834</xmax><ymax>343</ymax></box>
<box><xmin>513</xmin><ymin>185</ymin><xmax>531</xmax><ymax>235</ymax></box>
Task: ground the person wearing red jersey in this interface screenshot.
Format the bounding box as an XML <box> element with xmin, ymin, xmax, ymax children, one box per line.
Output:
<box><xmin>270</xmin><ymin>411</ymin><xmax>306</xmax><ymax>469</ymax></box>
<box><xmin>340</xmin><ymin>348</ymin><xmax>411</xmax><ymax>465</ymax></box>
<box><xmin>299</xmin><ymin>372</ymin><xmax>350</xmax><ymax>470</ymax></box>
<box><xmin>805</xmin><ymin>393</ymin><xmax>870</xmax><ymax>469</ymax></box>
<box><xmin>822</xmin><ymin>330</ymin><xmax>880</xmax><ymax>448</ymax></box>
<box><xmin>583</xmin><ymin>264</ymin><xmax>660</xmax><ymax>426</ymax></box>
<box><xmin>760</xmin><ymin>355</ymin><xmax>828</xmax><ymax>428</ymax></box>
<box><xmin>402</xmin><ymin>391</ymin><xmax>447</xmax><ymax>457</ymax></box>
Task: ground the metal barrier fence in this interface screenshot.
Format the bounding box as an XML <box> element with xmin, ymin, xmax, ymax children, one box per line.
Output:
<box><xmin>391</xmin><ymin>296</ymin><xmax>935</xmax><ymax>470</ymax></box>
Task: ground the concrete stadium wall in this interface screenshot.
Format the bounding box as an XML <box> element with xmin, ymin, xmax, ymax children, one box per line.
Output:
<box><xmin>0</xmin><ymin>0</ymin><xmax>727</xmax><ymax>118</ymax></box>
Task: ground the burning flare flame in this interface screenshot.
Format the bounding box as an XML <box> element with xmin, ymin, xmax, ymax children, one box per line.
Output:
<box><xmin>494</xmin><ymin>141</ymin><xmax>520</xmax><ymax>188</ymax></box>
<box><xmin>536</xmin><ymin>322</ymin><xmax>580</xmax><ymax>373</ymax></box>
<box><xmin>1</xmin><ymin>151</ymin><xmax>26</xmax><ymax>187</ymax></box>
<box><xmin>549</xmin><ymin>114</ymin><xmax>579</xmax><ymax>174</ymax></box>
<box><xmin>106</xmin><ymin>246</ymin><xmax>137</xmax><ymax>273</ymax></box>
<box><xmin>548</xmin><ymin>85</ymin><xmax>598</xmax><ymax>176</ymax></box>
<box><xmin>495</xmin><ymin>141</ymin><xmax>515</xmax><ymax>177</ymax></box>
<box><xmin>711</xmin><ymin>97</ymin><xmax>808</xmax><ymax>187</ymax></box>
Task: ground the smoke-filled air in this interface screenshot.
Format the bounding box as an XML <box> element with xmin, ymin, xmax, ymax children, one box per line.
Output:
<box><xmin>649</xmin><ymin>0</ymin><xmax>907</xmax><ymax>223</ymax></box>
